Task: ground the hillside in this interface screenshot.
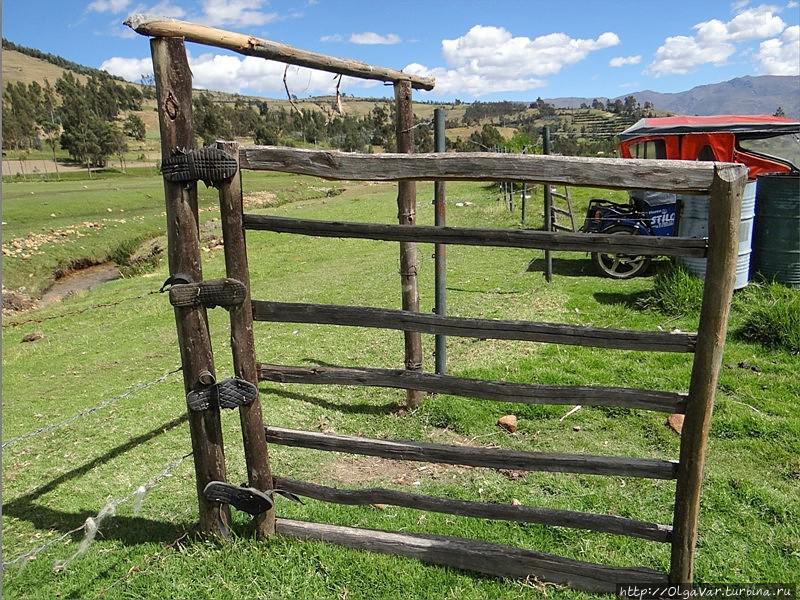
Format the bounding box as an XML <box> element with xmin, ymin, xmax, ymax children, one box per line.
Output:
<box><xmin>547</xmin><ymin>75</ymin><xmax>800</xmax><ymax>118</ymax></box>
<box><xmin>2</xmin><ymin>49</ymin><xmax>88</xmax><ymax>87</ymax></box>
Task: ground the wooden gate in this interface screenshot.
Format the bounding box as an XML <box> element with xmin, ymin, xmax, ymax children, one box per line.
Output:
<box><xmin>131</xmin><ymin>15</ymin><xmax>748</xmax><ymax>593</ymax></box>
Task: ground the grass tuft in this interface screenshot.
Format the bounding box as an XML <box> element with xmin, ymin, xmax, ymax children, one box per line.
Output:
<box><xmin>736</xmin><ymin>282</ymin><xmax>800</xmax><ymax>353</ymax></box>
<box><xmin>644</xmin><ymin>264</ymin><xmax>705</xmax><ymax>316</ymax></box>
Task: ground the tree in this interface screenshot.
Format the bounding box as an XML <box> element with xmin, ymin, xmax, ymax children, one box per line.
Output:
<box><xmin>774</xmin><ymin>106</ymin><xmax>786</xmax><ymax>117</ymax></box>
<box><xmin>123</xmin><ymin>114</ymin><xmax>146</xmax><ymax>140</ymax></box>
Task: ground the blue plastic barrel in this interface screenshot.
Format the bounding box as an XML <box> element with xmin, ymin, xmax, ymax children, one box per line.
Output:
<box><xmin>753</xmin><ymin>174</ymin><xmax>800</xmax><ymax>288</ymax></box>
<box><xmin>677</xmin><ymin>180</ymin><xmax>757</xmax><ymax>290</ymax></box>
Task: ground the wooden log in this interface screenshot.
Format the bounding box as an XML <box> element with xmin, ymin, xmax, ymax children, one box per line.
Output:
<box><xmin>238</xmin><ymin>146</ymin><xmax>720</xmax><ymax>193</ymax></box>
<box><xmin>670</xmin><ymin>164</ymin><xmax>748</xmax><ymax>584</ymax></box>
<box><xmin>273</xmin><ymin>477</ymin><xmax>673</xmax><ymax>542</ymax></box>
<box><xmin>242</xmin><ymin>215</ymin><xmax>707</xmax><ymax>258</ymax></box>
<box><xmin>275</xmin><ymin>518</ymin><xmax>668</xmax><ymax>593</ymax></box>
<box><xmin>394</xmin><ymin>80</ymin><xmax>424</xmax><ymax>409</ymax></box>
<box><xmin>251</xmin><ymin>301</ymin><xmax>698</xmax><ymax>353</ymax></box>
<box><xmin>257</xmin><ymin>363</ymin><xmax>687</xmax><ymax>413</ymax></box>
<box><xmin>265</xmin><ymin>427</ymin><xmax>679</xmax><ymax>479</ymax></box>
<box><xmin>215</xmin><ymin>141</ymin><xmax>275</xmax><ymax>538</ymax></box>
<box><xmin>124</xmin><ymin>16</ymin><xmax>434</xmax><ymax>90</ymax></box>
<box><xmin>151</xmin><ymin>37</ymin><xmax>230</xmax><ymax>537</ymax></box>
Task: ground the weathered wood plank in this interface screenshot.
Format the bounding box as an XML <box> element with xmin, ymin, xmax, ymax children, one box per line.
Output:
<box><xmin>273</xmin><ymin>477</ymin><xmax>673</xmax><ymax>542</ymax></box>
<box><xmin>242</xmin><ymin>215</ymin><xmax>707</xmax><ymax>257</ymax></box>
<box><xmin>265</xmin><ymin>427</ymin><xmax>679</xmax><ymax>479</ymax></box>
<box><xmin>275</xmin><ymin>518</ymin><xmax>668</xmax><ymax>593</ymax></box>
<box><xmin>257</xmin><ymin>363</ymin><xmax>687</xmax><ymax>413</ymax></box>
<box><xmin>216</xmin><ymin>141</ymin><xmax>274</xmax><ymax>538</ymax></box>
<box><xmin>238</xmin><ymin>146</ymin><xmax>721</xmax><ymax>193</ymax></box>
<box><xmin>151</xmin><ymin>37</ymin><xmax>230</xmax><ymax>537</ymax></box>
<box><xmin>670</xmin><ymin>163</ymin><xmax>748</xmax><ymax>584</ymax></box>
<box><xmin>251</xmin><ymin>301</ymin><xmax>698</xmax><ymax>353</ymax></box>
<box><xmin>124</xmin><ymin>16</ymin><xmax>434</xmax><ymax>90</ymax></box>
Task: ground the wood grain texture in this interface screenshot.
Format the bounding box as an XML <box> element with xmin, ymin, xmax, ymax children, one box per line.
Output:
<box><xmin>242</xmin><ymin>215</ymin><xmax>707</xmax><ymax>257</ymax></box>
<box><xmin>265</xmin><ymin>427</ymin><xmax>679</xmax><ymax>479</ymax></box>
<box><xmin>670</xmin><ymin>163</ymin><xmax>748</xmax><ymax>584</ymax></box>
<box><xmin>216</xmin><ymin>141</ymin><xmax>275</xmax><ymax>537</ymax></box>
<box><xmin>275</xmin><ymin>518</ymin><xmax>668</xmax><ymax>593</ymax></box>
<box><xmin>238</xmin><ymin>146</ymin><xmax>721</xmax><ymax>193</ymax></box>
<box><xmin>125</xmin><ymin>16</ymin><xmax>434</xmax><ymax>90</ymax></box>
<box><xmin>257</xmin><ymin>363</ymin><xmax>687</xmax><ymax>413</ymax></box>
<box><xmin>151</xmin><ymin>37</ymin><xmax>230</xmax><ymax>537</ymax></box>
<box><xmin>251</xmin><ymin>300</ymin><xmax>698</xmax><ymax>353</ymax></box>
<box><xmin>273</xmin><ymin>477</ymin><xmax>673</xmax><ymax>542</ymax></box>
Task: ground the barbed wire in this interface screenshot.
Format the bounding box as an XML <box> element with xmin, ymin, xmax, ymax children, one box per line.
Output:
<box><xmin>2</xmin><ymin>451</ymin><xmax>194</xmax><ymax>571</ymax></box>
<box><xmin>2</xmin><ymin>366</ymin><xmax>183</xmax><ymax>449</ymax></box>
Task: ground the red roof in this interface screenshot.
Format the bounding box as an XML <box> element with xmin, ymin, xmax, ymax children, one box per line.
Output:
<box><xmin>620</xmin><ymin>115</ymin><xmax>800</xmax><ymax>138</ymax></box>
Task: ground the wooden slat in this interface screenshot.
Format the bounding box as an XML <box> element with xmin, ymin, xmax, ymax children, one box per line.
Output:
<box><xmin>265</xmin><ymin>427</ymin><xmax>679</xmax><ymax>479</ymax></box>
<box><xmin>251</xmin><ymin>301</ymin><xmax>698</xmax><ymax>353</ymax></box>
<box><xmin>273</xmin><ymin>477</ymin><xmax>673</xmax><ymax>542</ymax></box>
<box><xmin>242</xmin><ymin>215</ymin><xmax>707</xmax><ymax>258</ymax></box>
<box><xmin>238</xmin><ymin>146</ymin><xmax>721</xmax><ymax>193</ymax></box>
<box><xmin>257</xmin><ymin>363</ymin><xmax>687</xmax><ymax>413</ymax></box>
<box><xmin>124</xmin><ymin>16</ymin><xmax>435</xmax><ymax>90</ymax></box>
<box><xmin>275</xmin><ymin>518</ymin><xmax>668</xmax><ymax>593</ymax></box>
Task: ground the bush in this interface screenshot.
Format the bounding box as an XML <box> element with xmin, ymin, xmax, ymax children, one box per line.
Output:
<box><xmin>646</xmin><ymin>264</ymin><xmax>704</xmax><ymax>315</ymax></box>
<box><xmin>737</xmin><ymin>283</ymin><xmax>800</xmax><ymax>353</ymax></box>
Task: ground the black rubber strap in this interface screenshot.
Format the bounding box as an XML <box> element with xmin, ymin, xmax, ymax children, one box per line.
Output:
<box><xmin>160</xmin><ymin>147</ymin><xmax>238</xmax><ymax>187</ymax></box>
<box><xmin>169</xmin><ymin>278</ymin><xmax>247</xmax><ymax>309</ymax></box>
<box><xmin>187</xmin><ymin>377</ymin><xmax>258</xmax><ymax>412</ymax></box>
<box><xmin>203</xmin><ymin>481</ymin><xmax>303</xmax><ymax>515</ymax></box>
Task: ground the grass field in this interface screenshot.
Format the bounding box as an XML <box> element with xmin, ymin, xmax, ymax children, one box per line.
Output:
<box><xmin>2</xmin><ymin>171</ymin><xmax>799</xmax><ymax>599</ymax></box>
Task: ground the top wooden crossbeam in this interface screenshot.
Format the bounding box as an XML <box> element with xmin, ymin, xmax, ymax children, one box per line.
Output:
<box><xmin>124</xmin><ymin>15</ymin><xmax>435</xmax><ymax>90</ymax></box>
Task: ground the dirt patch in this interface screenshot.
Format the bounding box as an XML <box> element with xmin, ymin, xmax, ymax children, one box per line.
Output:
<box><xmin>2</xmin><ymin>288</ymin><xmax>35</xmax><ymax>312</ymax></box>
<box><xmin>244</xmin><ymin>191</ymin><xmax>278</xmax><ymax>209</ymax></box>
<box><xmin>324</xmin><ymin>455</ymin><xmax>472</xmax><ymax>487</ymax></box>
<box><xmin>40</xmin><ymin>262</ymin><xmax>121</xmax><ymax>306</ymax></box>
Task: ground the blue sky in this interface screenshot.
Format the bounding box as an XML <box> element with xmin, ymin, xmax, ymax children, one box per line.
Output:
<box><xmin>4</xmin><ymin>0</ymin><xmax>799</xmax><ymax>100</ymax></box>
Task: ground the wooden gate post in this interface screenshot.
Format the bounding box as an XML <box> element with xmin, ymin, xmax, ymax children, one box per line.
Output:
<box><xmin>151</xmin><ymin>37</ymin><xmax>230</xmax><ymax>536</ymax></box>
<box><xmin>394</xmin><ymin>80</ymin><xmax>423</xmax><ymax>408</ymax></box>
<box><xmin>216</xmin><ymin>140</ymin><xmax>275</xmax><ymax>538</ymax></box>
<box><xmin>669</xmin><ymin>164</ymin><xmax>747</xmax><ymax>583</ymax></box>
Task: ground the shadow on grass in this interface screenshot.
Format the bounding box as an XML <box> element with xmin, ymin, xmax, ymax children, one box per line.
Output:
<box><xmin>4</xmin><ymin>414</ymin><xmax>191</xmax><ymax>547</ymax></box>
<box><xmin>526</xmin><ymin>257</ymin><xmax>595</xmax><ymax>277</ymax></box>
<box><xmin>593</xmin><ymin>290</ymin><xmax>651</xmax><ymax>310</ymax></box>
<box><xmin>261</xmin><ymin>385</ymin><xmax>398</xmax><ymax>416</ymax></box>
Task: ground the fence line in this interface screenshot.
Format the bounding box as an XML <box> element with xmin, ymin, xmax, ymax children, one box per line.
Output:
<box><xmin>2</xmin><ymin>366</ymin><xmax>182</xmax><ymax>449</ymax></box>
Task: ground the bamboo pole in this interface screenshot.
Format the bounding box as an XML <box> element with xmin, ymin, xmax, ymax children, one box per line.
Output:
<box><xmin>216</xmin><ymin>140</ymin><xmax>275</xmax><ymax>538</ymax></box>
<box><xmin>394</xmin><ymin>80</ymin><xmax>423</xmax><ymax>409</ymax></box>
<box><xmin>669</xmin><ymin>163</ymin><xmax>747</xmax><ymax>583</ymax></box>
<box><xmin>151</xmin><ymin>37</ymin><xmax>230</xmax><ymax>537</ymax></box>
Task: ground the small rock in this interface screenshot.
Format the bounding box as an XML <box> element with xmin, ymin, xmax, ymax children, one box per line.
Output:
<box><xmin>497</xmin><ymin>414</ymin><xmax>518</xmax><ymax>433</ymax></box>
<box><xmin>370</xmin><ymin>504</ymin><xmax>388</xmax><ymax>510</ymax></box>
<box><xmin>667</xmin><ymin>413</ymin><xmax>685</xmax><ymax>435</ymax></box>
<box><xmin>455</xmin><ymin>202</ymin><xmax>465</xmax><ymax>207</ymax></box>
<box><xmin>572</xmin><ymin>425</ymin><xmax>581</xmax><ymax>432</ymax></box>
<box><xmin>511</xmin><ymin>498</ymin><xmax>522</xmax><ymax>506</ymax></box>
<box><xmin>50</xmin><ymin>213</ymin><xmax>56</xmax><ymax>217</ymax></box>
<box><xmin>21</xmin><ymin>331</ymin><xmax>44</xmax><ymax>343</ymax></box>
<box><xmin>738</xmin><ymin>361</ymin><xmax>761</xmax><ymax>373</ymax></box>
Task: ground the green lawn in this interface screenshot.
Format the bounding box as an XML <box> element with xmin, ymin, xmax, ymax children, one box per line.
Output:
<box><xmin>2</xmin><ymin>173</ymin><xmax>799</xmax><ymax>599</ymax></box>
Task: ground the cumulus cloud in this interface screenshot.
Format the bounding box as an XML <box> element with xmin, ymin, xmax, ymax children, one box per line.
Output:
<box><xmin>648</xmin><ymin>4</ymin><xmax>787</xmax><ymax>75</ymax></box>
<box><xmin>200</xmin><ymin>0</ymin><xmax>278</xmax><ymax>26</ymax></box>
<box><xmin>87</xmin><ymin>0</ymin><xmax>130</xmax><ymax>12</ymax></box>
<box><xmin>349</xmin><ymin>32</ymin><xmax>401</xmax><ymax>45</ymax></box>
<box><xmin>100</xmin><ymin>56</ymin><xmax>154</xmax><ymax>81</ymax></box>
<box><xmin>609</xmin><ymin>54</ymin><xmax>642</xmax><ymax>67</ymax></box>
<box><xmin>407</xmin><ymin>25</ymin><xmax>619</xmax><ymax>96</ymax></box>
<box><xmin>757</xmin><ymin>25</ymin><xmax>800</xmax><ymax>74</ymax></box>
<box><xmin>320</xmin><ymin>34</ymin><xmax>343</xmax><ymax>42</ymax></box>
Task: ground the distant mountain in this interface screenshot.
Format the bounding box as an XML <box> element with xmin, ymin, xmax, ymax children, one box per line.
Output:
<box><xmin>547</xmin><ymin>76</ymin><xmax>799</xmax><ymax>118</ymax></box>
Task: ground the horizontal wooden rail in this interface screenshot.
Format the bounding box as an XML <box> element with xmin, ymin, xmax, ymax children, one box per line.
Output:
<box><xmin>273</xmin><ymin>476</ymin><xmax>673</xmax><ymax>542</ymax></box>
<box><xmin>243</xmin><ymin>215</ymin><xmax>707</xmax><ymax>257</ymax></box>
<box><xmin>265</xmin><ymin>427</ymin><xmax>679</xmax><ymax>479</ymax></box>
<box><xmin>275</xmin><ymin>518</ymin><xmax>668</xmax><ymax>592</ymax></box>
<box><xmin>251</xmin><ymin>301</ymin><xmax>698</xmax><ymax>353</ymax></box>
<box><xmin>238</xmin><ymin>146</ymin><xmax>729</xmax><ymax>193</ymax></box>
<box><xmin>124</xmin><ymin>16</ymin><xmax>434</xmax><ymax>90</ymax></box>
<box><xmin>258</xmin><ymin>363</ymin><xmax>687</xmax><ymax>413</ymax></box>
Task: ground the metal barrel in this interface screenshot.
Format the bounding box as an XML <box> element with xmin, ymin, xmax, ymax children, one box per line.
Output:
<box><xmin>753</xmin><ymin>174</ymin><xmax>800</xmax><ymax>288</ymax></box>
<box><xmin>677</xmin><ymin>180</ymin><xmax>757</xmax><ymax>290</ymax></box>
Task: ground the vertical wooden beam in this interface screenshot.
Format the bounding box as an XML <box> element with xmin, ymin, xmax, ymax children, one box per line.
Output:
<box><xmin>394</xmin><ymin>80</ymin><xmax>424</xmax><ymax>408</ymax></box>
<box><xmin>542</xmin><ymin>127</ymin><xmax>553</xmax><ymax>282</ymax></box>
<box><xmin>433</xmin><ymin>108</ymin><xmax>447</xmax><ymax>375</ymax></box>
<box><xmin>669</xmin><ymin>164</ymin><xmax>747</xmax><ymax>583</ymax></box>
<box><xmin>150</xmin><ymin>37</ymin><xmax>230</xmax><ymax>536</ymax></box>
<box><xmin>216</xmin><ymin>140</ymin><xmax>276</xmax><ymax>538</ymax></box>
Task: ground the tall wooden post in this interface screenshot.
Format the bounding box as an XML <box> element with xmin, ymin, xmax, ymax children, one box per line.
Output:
<box><xmin>542</xmin><ymin>127</ymin><xmax>553</xmax><ymax>282</ymax></box>
<box><xmin>669</xmin><ymin>164</ymin><xmax>747</xmax><ymax>583</ymax></box>
<box><xmin>151</xmin><ymin>37</ymin><xmax>230</xmax><ymax>536</ymax></box>
<box><xmin>216</xmin><ymin>141</ymin><xmax>275</xmax><ymax>538</ymax></box>
<box><xmin>433</xmin><ymin>108</ymin><xmax>447</xmax><ymax>376</ymax></box>
<box><xmin>394</xmin><ymin>80</ymin><xmax>423</xmax><ymax>409</ymax></box>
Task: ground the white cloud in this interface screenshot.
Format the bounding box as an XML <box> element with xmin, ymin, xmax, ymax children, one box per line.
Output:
<box><xmin>100</xmin><ymin>56</ymin><xmax>154</xmax><ymax>81</ymax></box>
<box><xmin>757</xmin><ymin>25</ymin><xmax>800</xmax><ymax>74</ymax></box>
<box><xmin>349</xmin><ymin>32</ymin><xmax>401</xmax><ymax>45</ymax></box>
<box><xmin>648</xmin><ymin>4</ymin><xmax>786</xmax><ymax>75</ymax></box>
<box><xmin>320</xmin><ymin>34</ymin><xmax>343</xmax><ymax>42</ymax></box>
<box><xmin>788</xmin><ymin>1</ymin><xmax>799</xmax><ymax>7</ymax></box>
<box><xmin>87</xmin><ymin>0</ymin><xmax>129</xmax><ymax>12</ymax></box>
<box><xmin>407</xmin><ymin>25</ymin><xmax>618</xmax><ymax>96</ymax></box>
<box><xmin>731</xmin><ymin>0</ymin><xmax>751</xmax><ymax>11</ymax></box>
<box><xmin>200</xmin><ymin>0</ymin><xmax>278</xmax><ymax>27</ymax></box>
<box><xmin>136</xmin><ymin>1</ymin><xmax>186</xmax><ymax>18</ymax></box>
<box><xmin>609</xmin><ymin>54</ymin><xmax>642</xmax><ymax>67</ymax></box>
